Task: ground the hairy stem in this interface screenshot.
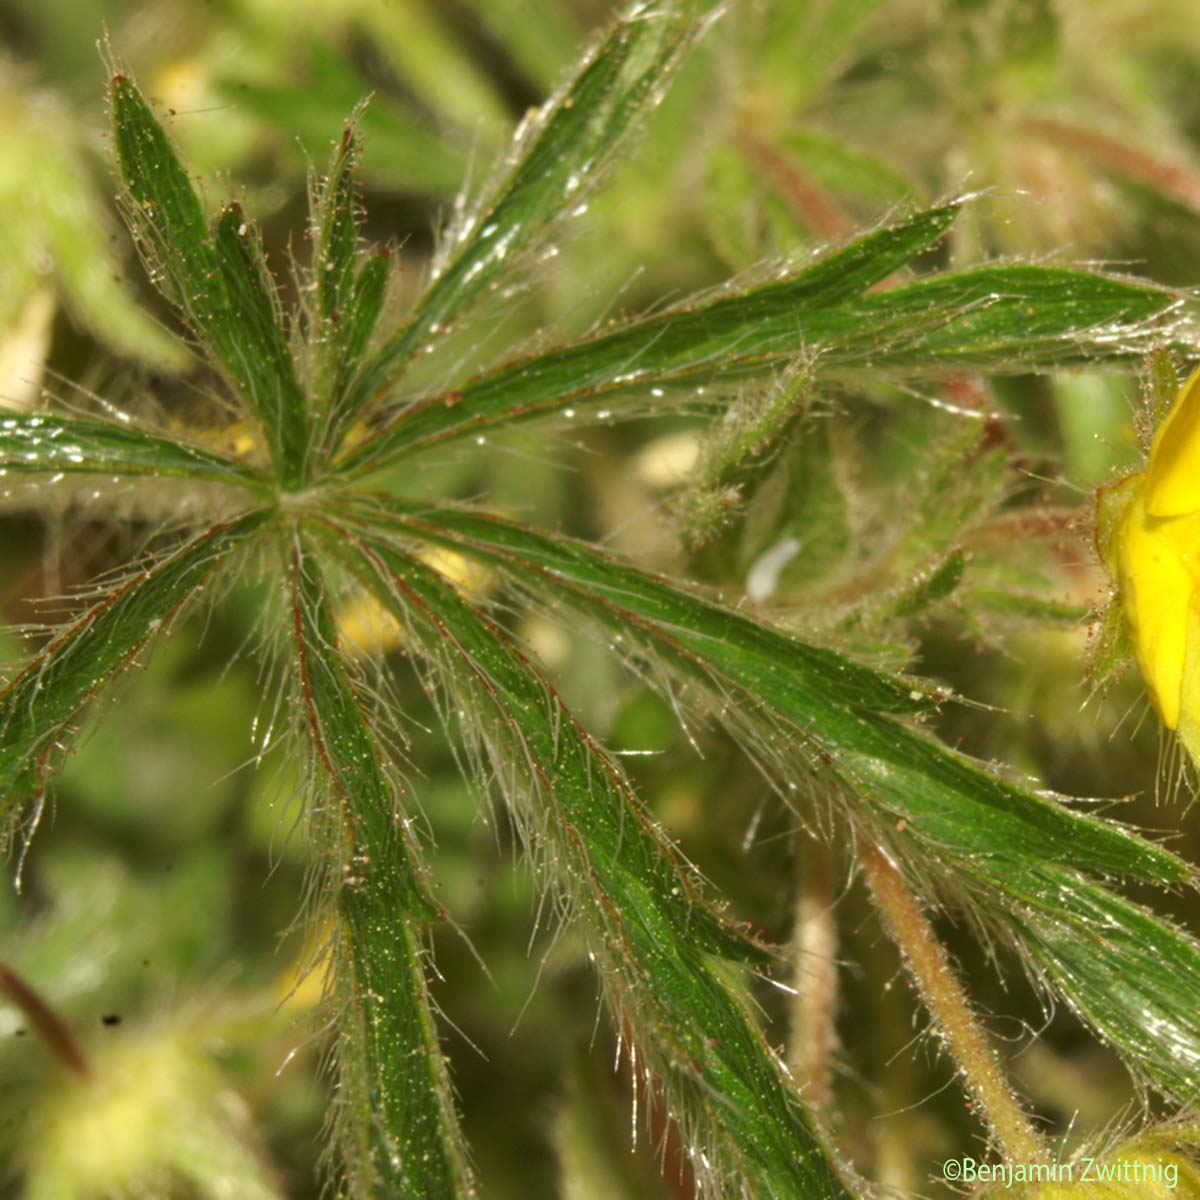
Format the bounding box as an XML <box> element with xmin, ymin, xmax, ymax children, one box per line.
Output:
<box><xmin>859</xmin><ymin>840</ymin><xmax>1046</xmax><ymax>1162</ymax></box>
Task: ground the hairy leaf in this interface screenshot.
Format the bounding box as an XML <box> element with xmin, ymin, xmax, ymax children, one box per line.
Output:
<box><xmin>964</xmin><ymin>860</ymin><xmax>1200</xmax><ymax>1104</ymax></box>
<box><xmin>0</xmin><ymin>412</ymin><xmax>263</xmax><ymax>486</ymax></box>
<box><xmin>351</xmin><ymin>499</ymin><xmax>1200</xmax><ymax>1104</ymax></box>
<box><xmin>313</xmin><ymin>127</ymin><xmax>360</xmax><ymax>338</ymax></box>
<box><xmin>341</xmin><ymin>250</ymin><xmax>1175</xmax><ymax>474</ymax></box>
<box><xmin>836</xmin><ymin>265</ymin><xmax>1179</xmax><ymax>366</ymax></box>
<box><xmin>287</xmin><ymin>535</ymin><xmax>471</xmax><ymax>1199</ymax></box>
<box><xmin>335</xmin><ymin>0</ymin><xmax>707</xmax><ymax>447</ymax></box>
<box><xmin>0</xmin><ymin>512</ymin><xmax>266</xmax><ymax>823</ymax></box>
<box><xmin>325</xmin><ymin>521</ymin><xmax>854</xmax><ymax>1200</ymax></box>
<box><xmin>308</xmin><ymin>122</ymin><xmax>392</xmax><ymax>437</ymax></box>
<box><xmin>347</xmin><ymin>500</ymin><xmax>1184</xmax><ymax>888</ymax></box>
<box><xmin>111</xmin><ymin>77</ymin><xmax>309</xmax><ymax>484</ymax></box>
<box><xmin>350</xmin><ymin>501</ymin><xmax>933</xmax><ymax>714</ymax></box>
<box><xmin>342</xmin><ymin>202</ymin><xmax>962</xmax><ymax>469</ymax></box>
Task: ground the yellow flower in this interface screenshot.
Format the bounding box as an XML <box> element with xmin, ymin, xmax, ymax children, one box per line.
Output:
<box><xmin>1098</xmin><ymin>364</ymin><xmax>1200</xmax><ymax>758</ymax></box>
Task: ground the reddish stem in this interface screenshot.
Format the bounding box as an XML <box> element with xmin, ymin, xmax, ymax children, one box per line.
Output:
<box><xmin>0</xmin><ymin>960</ymin><xmax>90</xmax><ymax>1077</ymax></box>
<box><xmin>1026</xmin><ymin>116</ymin><xmax>1200</xmax><ymax>212</ymax></box>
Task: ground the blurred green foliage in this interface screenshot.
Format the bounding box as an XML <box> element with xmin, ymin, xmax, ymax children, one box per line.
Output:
<box><xmin>4</xmin><ymin>1</ymin><xmax>1200</xmax><ymax>1197</ymax></box>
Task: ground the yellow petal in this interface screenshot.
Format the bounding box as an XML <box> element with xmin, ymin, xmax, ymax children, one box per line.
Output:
<box><xmin>1116</xmin><ymin>478</ymin><xmax>1200</xmax><ymax>729</ymax></box>
<box><xmin>1179</xmin><ymin>622</ymin><xmax>1200</xmax><ymax>770</ymax></box>
<box><xmin>1146</xmin><ymin>362</ymin><xmax>1200</xmax><ymax>517</ymax></box>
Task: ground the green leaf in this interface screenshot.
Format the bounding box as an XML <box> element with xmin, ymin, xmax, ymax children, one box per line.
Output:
<box><xmin>286</xmin><ymin>535</ymin><xmax>471</xmax><ymax>1199</ymax></box>
<box><xmin>109</xmin><ymin>77</ymin><xmax>207</xmax><ymax>282</ymax></box>
<box><xmin>346</xmin><ymin>500</ymin><xmax>1185</xmax><ymax>889</ymax></box>
<box><xmin>111</xmin><ymin>76</ymin><xmax>309</xmax><ymax>485</ymax></box>
<box><xmin>836</xmin><ymin>264</ymin><xmax>1179</xmax><ymax>367</ymax></box>
<box><xmin>335</xmin><ymin>0</ymin><xmax>705</xmax><ymax>450</ymax></box>
<box><xmin>210</xmin><ymin>204</ymin><xmax>309</xmax><ymax>476</ymax></box>
<box><xmin>0</xmin><ymin>511</ymin><xmax>267</xmax><ymax>829</ymax></box>
<box><xmin>832</xmin><ymin>727</ymin><xmax>1176</xmax><ymax>883</ymax></box>
<box><xmin>342</xmin><ymin>255</ymin><xmax>390</xmax><ymax>381</ymax></box>
<box><xmin>971</xmin><ymin>861</ymin><xmax>1200</xmax><ymax>1104</ymax></box>
<box><xmin>737</xmin><ymin>418</ymin><xmax>853</xmax><ymax>592</ymax></box>
<box><xmin>0</xmin><ymin>412</ymin><xmax>264</xmax><ymax>486</ymax></box>
<box><xmin>324</xmin><ymin>522</ymin><xmax>854</xmax><ymax>1200</ymax></box>
<box><xmin>888</xmin><ymin>421</ymin><xmax>1009</xmax><ymax>565</ymax></box>
<box><xmin>307</xmin><ymin>116</ymin><xmax>393</xmax><ymax>455</ymax></box>
<box><xmin>340</xmin><ymin>234</ymin><xmax>1178</xmax><ymax>476</ymax></box>
<box><xmin>887</xmin><ymin>550</ymin><xmax>967</xmax><ymax>619</ymax></box>
<box><xmin>310</xmin><ymin>119</ymin><xmax>371</xmax><ymax>420</ymax></box>
<box><xmin>967</xmin><ymin>586</ymin><xmax>1088</xmax><ymax>624</ymax></box>
<box><xmin>337</xmin><ymin>202</ymin><xmax>961</xmax><ymax>470</ymax></box>
<box><xmin>677</xmin><ymin>364</ymin><xmax>815</xmax><ymax>552</ymax></box>
<box><xmin>313</xmin><ymin>126</ymin><xmax>360</xmax><ymax>342</ymax></box>
<box><xmin>345</xmin><ymin>499</ymin><xmax>1200</xmax><ymax>1103</ymax></box>
<box><xmin>348</xmin><ymin>500</ymin><xmax>940</xmax><ymax>716</ymax></box>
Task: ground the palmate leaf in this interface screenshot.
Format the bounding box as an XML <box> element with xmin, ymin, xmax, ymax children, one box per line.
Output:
<box><xmin>833</xmin><ymin>265</ymin><xmax>1180</xmax><ymax>365</ymax></box>
<box><xmin>309</xmin><ymin>122</ymin><xmax>390</xmax><ymax>454</ymax></box>
<box><xmin>286</xmin><ymin>536</ymin><xmax>471</xmax><ymax>1199</ymax></box>
<box><xmin>876</xmin><ymin>772</ymin><xmax>1200</xmax><ymax>1104</ymax></box>
<box><xmin>319</xmin><ymin>520</ymin><xmax>854</xmax><ymax>1200</ymax></box>
<box><xmin>339</xmin><ymin>217</ymin><xmax>1178</xmax><ymax>474</ymax></box>
<box><xmin>0</xmin><ymin>511</ymin><xmax>266</xmax><ymax>827</ymax></box>
<box><xmin>312</xmin><ymin>126</ymin><xmax>360</xmax><ymax>351</ymax></box>
<box><xmin>7</xmin><ymin>4</ymin><xmax>1200</xmax><ymax>1192</ymax></box>
<box><xmin>349</xmin><ymin>502</ymin><xmax>937</xmax><ymax>714</ymax></box>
